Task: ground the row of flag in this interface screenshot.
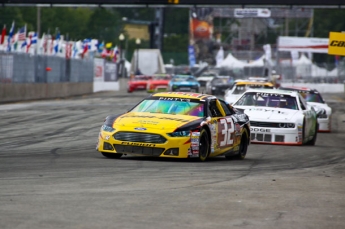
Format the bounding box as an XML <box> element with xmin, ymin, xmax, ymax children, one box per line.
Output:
<box><xmin>0</xmin><ymin>21</ymin><xmax>121</xmax><ymax>62</ymax></box>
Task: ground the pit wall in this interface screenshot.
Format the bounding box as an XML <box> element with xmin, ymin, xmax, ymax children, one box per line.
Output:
<box><xmin>0</xmin><ymin>82</ymin><xmax>93</xmax><ymax>103</ymax></box>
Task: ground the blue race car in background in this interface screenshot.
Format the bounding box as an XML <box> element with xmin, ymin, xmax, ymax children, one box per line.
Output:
<box><xmin>168</xmin><ymin>74</ymin><xmax>200</xmax><ymax>92</ymax></box>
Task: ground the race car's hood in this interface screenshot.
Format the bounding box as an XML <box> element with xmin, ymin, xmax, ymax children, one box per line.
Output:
<box><xmin>307</xmin><ymin>102</ymin><xmax>332</xmax><ymax>114</ymax></box>
<box><xmin>197</xmin><ymin>76</ymin><xmax>213</xmax><ymax>81</ymax></box>
<box><xmin>235</xmin><ymin>106</ymin><xmax>300</xmax><ymax>122</ymax></box>
<box><xmin>113</xmin><ymin>112</ymin><xmax>201</xmax><ymax>132</ymax></box>
<box><xmin>150</xmin><ymin>80</ymin><xmax>170</xmax><ymax>85</ymax></box>
<box><xmin>129</xmin><ymin>80</ymin><xmax>147</xmax><ymax>85</ymax></box>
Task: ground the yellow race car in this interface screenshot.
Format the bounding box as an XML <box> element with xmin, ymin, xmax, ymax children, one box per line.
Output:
<box><xmin>96</xmin><ymin>92</ymin><xmax>250</xmax><ymax>161</ymax></box>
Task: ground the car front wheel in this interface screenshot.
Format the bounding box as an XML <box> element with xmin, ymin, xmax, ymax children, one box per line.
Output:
<box><xmin>198</xmin><ymin>129</ymin><xmax>210</xmax><ymax>162</ymax></box>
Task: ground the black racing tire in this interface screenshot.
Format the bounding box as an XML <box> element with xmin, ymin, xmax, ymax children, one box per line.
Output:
<box><xmin>198</xmin><ymin>129</ymin><xmax>210</xmax><ymax>162</ymax></box>
<box><xmin>306</xmin><ymin>123</ymin><xmax>318</xmax><ymax>146</ymax></box>
<box><xmin>226</xmin><ymin>128</ymin><xmax>249</xmax><ymax>160</ymax></box>
<box><xmin>101</xmin><ymin>152</ymin><xmax>123</xmax><ymax>159</ymax></box>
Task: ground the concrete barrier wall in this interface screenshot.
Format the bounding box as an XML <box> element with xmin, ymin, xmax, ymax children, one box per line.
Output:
<box><xmin>280</xmin><ymin>83</ymin><xmax>344</xmax><ymax>93</ymax></box>
<box><xmin>0</xmin><ymin>82</ymin><xmax>93</xmax><ymax>103</ymax></box>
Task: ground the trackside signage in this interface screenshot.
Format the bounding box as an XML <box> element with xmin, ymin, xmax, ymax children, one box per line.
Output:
<box><xmin>328</xmin><ymin>32</ymin><xmax>345</xmax><ymax>56</ymax></box>
<box><xmin>278</xmin><ymin>36</ymin><xmax>329</xmax><ymax>53</ymax></box>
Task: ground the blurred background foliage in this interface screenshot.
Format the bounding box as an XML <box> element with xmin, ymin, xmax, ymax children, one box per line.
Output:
<box><xmin>0</xmin><ymin>7</ymin><xmax>344</xmax><ymax>64</ymax></box>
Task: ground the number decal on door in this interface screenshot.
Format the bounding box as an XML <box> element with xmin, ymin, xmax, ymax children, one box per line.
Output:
<box><xmin>218</xmin><ymin>118</ymin><xmax>234</xmax><ymax>147</ymax></box>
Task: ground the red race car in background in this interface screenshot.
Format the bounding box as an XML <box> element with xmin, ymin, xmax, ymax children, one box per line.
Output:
<box><xmin>146</xmin><ymin>74</ymin><xmax>172</xmax><ymax>93</ymax></box>
<box><xmin>127</xmin><ymin>75</ymin><xmax>153</xmax><ymax>93</ymax></box>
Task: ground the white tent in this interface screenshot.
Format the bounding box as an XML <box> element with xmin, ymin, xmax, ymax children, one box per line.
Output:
<box><xmin>219</xmin><ymin>53</ymin><xmax>247</xmax><ymax>68</ymax></box>
<box><xmin>245</xmin><ymin>55</ymin><xmax>265</xmax><ymax>67</ymax></box>
<box><xmin>293</xmin><ymin>54</ymin><xmax>312</xmax><ymax>66</ymax></box>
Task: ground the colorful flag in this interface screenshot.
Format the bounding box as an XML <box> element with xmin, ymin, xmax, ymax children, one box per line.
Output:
<box><xmin>53</xmin><ymin>32</ymin><xmax>60</xmax><ymax>54</ymax></box>
<box><xmin>7</xmin><ymin>21</ymin><xmax>15</xmax><ymax>52</ymax></box>
<box><xmin>31</xmin><ymin>32</ymin><xmax>38</xmax><ymax>45</ymax></box>
<box><xmin>21</xmin><ymin>38</ymin><xmax>27</xmax><ymax>50</ymax></box>
<box><xmin>65</xmin><ymin>41</ymin><xmax>72</xmax><ymax>59</ymax></box>
<box><xmin>72</xmin><ymin>41</ymin><xmax>79</xmax><ymax>58</ymax></box>
<box><xmin>105</xmin><ymin>42</ymin><xmax>112</xmax><ymax>49</ymax></box>
<box><xmin>101</xmin><ymin>47</ymin><xmax>109</xmax><ymax>58</ymax></box>
<box><xmin>12</xmin><ymin>33</ymin><xmax>18</xmax><ymax>51</ymax></box>
<box><xmin>81</xmin><ymin>39</ymin><xmax>90</xmax><ymax>58</ymax></box>
<box><xmin>188</xmin><ymin>45</ymin><xmax>196</xmax><ymax>67</ymax></box>
<box><xmin>112</xmin><ymin>46</ymin><xmax>119</xmax><ymax>63</ymax></box>
<box><xmin>18</xmin><ymin>25</ymin><xmax>26</xmax><ymax>41</ymax></box>
<box><xmin>0</xmin><ymin>25</ymin><xmax>6</xmax><ymax>44</ymax></box>
<box><xmin>26</xmin><ymin>32</ymin><xmax>37</xmax><ymax>53</ymax></box>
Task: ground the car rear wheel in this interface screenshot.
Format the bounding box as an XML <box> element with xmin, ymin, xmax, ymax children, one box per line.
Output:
<box><xmin>198</xmin><ymin>129</ymin><xmax>210</xmax><ymax>162</ymax></box>
<box><xmin>101</xmin><ymin>152</ymin><xmax>123</xmax><ymax>159</ymax></box>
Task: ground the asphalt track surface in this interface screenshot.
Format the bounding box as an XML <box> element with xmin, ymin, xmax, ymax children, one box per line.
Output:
<box><xmin>0</xmin><ymin>90</ymin><xmax>345</xmax><ymax>229</ymax></box>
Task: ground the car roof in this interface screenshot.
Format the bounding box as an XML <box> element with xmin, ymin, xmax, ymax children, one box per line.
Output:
<box><xmin>279</xmin><ymin>86</ymin><xmax>319</xmax><ymax>93</ymax></box>
<box><xmin>235</xmin><ymin>81</ymin><xmax>274</xmax><ymax>86</ymax></box>
<box><xmin>151</xmin><ymin>92</ymin><xmax>215</xmax><ymax>100</ymax></box>
<box><xmin>244</xmin><ymin>88</ymin><xmax>299</xmax><ymax>97</ymax></box>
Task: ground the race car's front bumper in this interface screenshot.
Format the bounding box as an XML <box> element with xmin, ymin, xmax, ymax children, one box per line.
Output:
<box><xmin>317</xmin><ymin>116</ymin><xmax>331</xmax><ymax>132</ymax></box>
<box><xmin>97</xmin><ymin>130</ymin><xmax>198</xmax><ymax>158</ymax></box>
<box><xmin>249</xmin><ymin>125</ymin><xmax>302</xmax><ymax>145</ymax></box>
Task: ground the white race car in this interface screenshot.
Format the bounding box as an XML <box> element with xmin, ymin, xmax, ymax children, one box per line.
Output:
<box><xmin>224</xmin><ymin>80</ymin><xmax>274</xmax><ymax>104</ymax></box>
<box><xmin>279</xmin><ymin>86</ymin><xmax>332</xmax><ymax>132</ymax></box>
<box><xmin>232</xmin><ymin>89</ymin><xmax>318</xmax><ymax>145</ymax></box>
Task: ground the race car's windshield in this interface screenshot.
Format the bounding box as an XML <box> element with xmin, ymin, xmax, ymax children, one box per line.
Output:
<box><xmin>233</xmin><ymin>84</ymin><xmax>273</xmax><ymax>95</ymax></box>
<box><xmin>234</xmin><ymin>92</ymin><xmax>298</xmax><ymax>110</ymax></box>
<box><xmin>152</xmin><ymin>75</ymin><xmax>171</xmax><ymax>80</ymax></box>
<box><xmin>300</xmin><ymin>92</ymin><xmax>325</xmax><ymax>103</ymax></box>
<box><xmin>132</xmin><ymin>76</ymin><xmax>152</xmax><ymax>81</ymax></box>
<box><xmin>173</xmin><ymin>75</ymin><xmax>197</xmax><ymax>82</ymax></box>
<box><xmin>131</xmin><ymin>99</ymin><xmax>205</xmax><ymax>117</ymax></box>
<box><xmin>213</xmin><ymin>78</ymin><xmax>230</xmax><ymax>84</ymax></box>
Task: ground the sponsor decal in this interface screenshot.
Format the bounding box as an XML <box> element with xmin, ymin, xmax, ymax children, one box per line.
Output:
<box><xmin>250</xmin><ymin>127</ymin><xmax>270</xmax><ymax>133</ymax></box>
<box><xmin>192</xmin><ymin>132</ymin><xmax>200</xmax><ymax>137</ymax></box>
<box><xmin>121</xmin><ymin>142</ymin><xmax>156</xmax><ymax>147</ymax></box>
<box><xmin>191</xmin><ymin>138</ymin><xmax>199</xmax><ymax>143</ymax></box>
<box><xmin>105</xmin><ymin>135</ymin><xmax>110</xmax><ymax>140</ymax></box>
<box><xmin>235</xmin><ymin>123</ymin><xmax>241</xmax><ymax>133</ymax></box>
<box><xmin>192</xmin><ymin>146</ymin><xmax>199</xmax><ymax>150</ymax></box>
<box><xmin>166</xmin><ymin>92</ymin><xmax>205</xmax><ymax>98</ymax></box>
<box><xmin>134</xmin><ymin>127</ymin><xmax>147</xmax><ymax>131</ymax></box>
<box><xmin>192</xmin><ymin>150</ymin><xmax>199</xmax><ymax>155</ymax></box>
<box><xmin>328</xmin><ymin>32</ymin><xmax>345</xmax><ymax>56</ymax></box>
<box><xmin>256</xmin><ymin>92</ymin><xmax>284</xmax><ymax>97</ymax></box>
<box><xmin>138</xmin><ymin>120</ymin><xmax>159</xmax><ymax>125</ymax></box>
<box><xmin>234</xmin><ymin>8</ymin><xmax>271</xmax><ymax>18</ymax></box>
<box><xmin>159</xmin><ymin>97</ymin><xmax>191</xmax><ymax>102</ymax></box>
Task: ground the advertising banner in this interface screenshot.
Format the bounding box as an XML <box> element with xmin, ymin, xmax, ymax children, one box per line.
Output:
<box><xmin>104</xmin><ymin>62</ymin><xmax>117</xmax><ymax>82</ymax></box>
<box><xmin>278</xmin><ymin>36</ymin><xmax>329</xmax><ymax>53</ymax></box>
<box><xmin>234</xmin><ymin>8</ymin><xmax>271</xmax><ymax>18</ymax></box>
<box><xmin>190</xmin><ymin>18</ymin><xmax>213</xmax><ymax>40</ymax></box>
<box><xmin>328</xmin><ymin>32</ymin><xmax>345</xmax><ymax>56</ymax></box>
<box><xmin>93</xmin><ymin>58</ymin><xmax>104</xmax><ymax>82</ymax></box>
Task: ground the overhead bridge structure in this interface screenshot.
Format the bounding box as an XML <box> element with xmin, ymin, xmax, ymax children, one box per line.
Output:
<box><xmin>0</xmin><ymin>0</ymin><xmax>344</xmax><ymax>8</ymax></box>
